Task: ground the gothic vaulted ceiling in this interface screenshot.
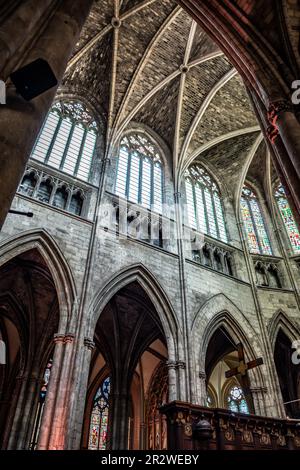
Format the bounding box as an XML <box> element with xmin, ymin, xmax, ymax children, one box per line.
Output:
<box><xmin>62</xmin><ymin>0</ymin><xmax>266</xmax><ymax>193</ymax></box>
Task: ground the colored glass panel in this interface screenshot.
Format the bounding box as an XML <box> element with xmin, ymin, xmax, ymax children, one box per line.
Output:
<box><xmin>275</xmin><ymin>184</ymin><xmax>300</xmax><ymax>253</ymax></box>
<box><xmin>88</xmin><ymin>377</ymin><xmax>110</xmax><ymax>450</ymax></box>
<box><xmin>241</xmin><ymin>186</ymin><xmax>272</xmax><ymax>255</ymax></box>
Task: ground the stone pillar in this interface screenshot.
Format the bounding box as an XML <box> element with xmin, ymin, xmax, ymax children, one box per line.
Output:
<box><xmin>268</xmin><ymin>100</ymin><xmax>300</xmax><ymax>181</ymax></box>
<box><xmin>37</xmin><ymin>332</ymin><xmax>76</xmax><ymax>450</ymax></box>
<box><xmin>48</xmin><ymin>333</ymin><xmax>75</xmax><ymax>450</ymax></box>
<box><xmin>67</xmin><ymin>336</ymin><xmax>95</xmax><ymax>450</ymax></box>
<box><xmin>16</xmin><ymin>375</ymin><xmax>40</xmax><ymax>450</ymax></box>
<box><xmin>6</xmin><ymin>374</ymin><xmax>28</xmax><ymax>449</ymax></box>
<box><xmin>176</xmin><ymin>361</ymin><xmax>187</xmax><ymax>402</ymax></box>
<box><xmin>0</xmin><ymin>0</ymin><xmax>54</xmax><ymax>73</ymax></box>
<box><xmin>111</xmin><ymin>391</ymin><xmax>130</xmax><ymax>450</ymax></box>
<box><xmin>198</xmin><ymin>370</ymin><xmax>207</xmax><ymax>406</ymax></box>
<box><xmin>0</xmin><ymin>0</ymin><xmax>94</xmax><ymax>229</ymax></box>
<box><xmin>166</xmin><ymin>361</ymin><xmax>177</xmax><ymax>402</ymax></box>
<box><xmin>250</xmin><ymin>386</ymin><xmax>268</xmax><ymax>417</ymax></box>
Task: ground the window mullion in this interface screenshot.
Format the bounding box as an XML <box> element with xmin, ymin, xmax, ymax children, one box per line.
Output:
<box><xmin>59</xmin><ymin>122</ymin><xmax>76</xmax><ymax>171</ymax></box>
<box><xmin>202</xmin><ymin>186</ymin><xmax>210</xmax><ymax>235</ymax></box>
<box><xmin>125</xmin><ymin>148</ymin><xmax>132</xmax><ymax>198</ymax></box>
<box><xmin>192</xmin><ymin>183</ymin><xmax>199</xmax><ymax>231</ymax></box>
<box><xmin>138</xmin><ymin>154</ymin><xmax>143</xmax><ymax>205</ymax></box>
<box><xmin>44</xmin><ymin>115</ymin><xmax>63</xmax><ymax>164</ymax></box>
<box><xmin>211</xmin><ymin>191</ymin><xmax>220</xmax><ymax>239</ymax></box>
<box><xmin>150</xmin><ymin>159</ymin><xmax>154</xmax><ymax>207</ymax></box>
<box><xmin>74</xmin><ymin>127</ymin><xmax>88</xmax><ymax>177</ymax></box>
<box><xmin>248</xmin><ymin>198</ymin><xmax>262</xmax><ymax>254</ymax></box>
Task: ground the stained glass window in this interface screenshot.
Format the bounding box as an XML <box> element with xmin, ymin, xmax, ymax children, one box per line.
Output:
<box><xmin>274</xmin><ymin>184</ymin><xmax>300</xmax><ymax>253</ymax></box>
<box><xmin>225</xmin><ymin>385</ymin><xmax>249</xmax><ymax>414</ymax></box>
<box><xmin>115</xmin><ymin>133</ymin><xmax>163</xmax><ymax>213</ymax></box>
<box><xmin>31</xmin><ymin>101</ymin><xmax>98</xmax><ymax>182</ymax></box>
<box><xmin>185</xmin><ymin>165</ymin><xmax>227</xmax><ymax>243</ymax></box>
<box><xmin>88</xmin><ymin>377</ymin><xmax>111</xmax><ymax>450</ymax></box>
<box><xmin>241</xmin><ymin>186</ymin><xmax>272</xmax><ymax>255</ymax></box>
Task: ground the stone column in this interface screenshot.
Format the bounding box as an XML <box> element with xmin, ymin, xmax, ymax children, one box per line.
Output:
<box><xmin>37</xmin><ymin>332</ymin><xmax>77</xmax><ymax>450</ymax></box>
<box><xmin>48</xmin><ymin>333</ymin><xmax>76</xmax><ymax>450</ymax></box>
<box><xmin>66</xmin><ymin>336</ymin><xmax>95</xmax><ymax>450</ymax></box>
<box><xmin>268</xmin><ymin>100</ymin><xmax>300</xmax><ymax>181</ymax></box>
<box><xmin>111</xmin><ymin>391</ymin><xmax>130</xmax><ymax>450</ymax></box>
<box><xmin>166</xmin><ymin>361</ymin><xmax>177</xmax><ymax>402</ymax></box>
<box><xmin>6</xmin><ymin>374</ymin><xmax>28</xmax><ymax>449</ymax></box>
<box><xmin>198</xmin><ymin>371</ymin><xmax>207</xmax><ymax>406</ymax></box>
<box><xmin>0</xmin><ymin>0</ymin><xmax>54</xmax><ymax>73</ymax></box>
<box><xmin>176</xmin><ymin>361</ymin><xmax>187</xmax><ymax>402</ymax></box>
<box><xmin>0</xmin><ymin>0</ymin><xmax>94</xmax><ymax>229</ymax></box>
<box><xmin>250</xmin><ymin>386</ymin><xmax>268</xmax><ymax>417</ymax></box>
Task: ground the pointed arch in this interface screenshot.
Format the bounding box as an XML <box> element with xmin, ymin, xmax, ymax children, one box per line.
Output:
<box><xmin>192</xmin><ymin>293</ymin><xmax>265</xmax><ymax>382</ymax></box>
<box><xmin>0</xmin><ymin>229</ymin><xmax>77</xmax><ymax>331</ymax></box>
<box><xmin>88</xmin><ymin>264</ymin><xmax>181</xmax><ymax>360</ymax></box>
<box><xmin>268</xmin><ymin>310</ymin><xmax>300</xmax><ymax>351</ymax></box>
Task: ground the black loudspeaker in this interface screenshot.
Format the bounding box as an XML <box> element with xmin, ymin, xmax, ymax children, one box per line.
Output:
<box><xmin>10</xmin><ymin>58</ymin><xmax>58</xmax><ymax>101</ymax></box>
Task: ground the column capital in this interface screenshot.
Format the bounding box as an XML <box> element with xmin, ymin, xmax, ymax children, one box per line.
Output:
<box><xmin>53</xmin><ymin>333</ymin><xmax>75</xmax><ymax>344</ymax></box>
<box><xmin>176</xmin><ymin>361</ymin><xmax>186</xmax><ymax>370</ymax></box>
<box><xmin>64</xmin><ymin>333</ymin><xmax>75</xmax><ymax>343</ymax></box>
<box><xmin>84</xmin><ymin>337</ymin><xmax>95</xmax><ymax>351</ymax></box>
<box><xmin>53</xmin><ymin>333</ymin><xmax>65</xmax><ymax>344</ymax></box>
<box><xmin>166</xmin><ymin>360</ymin><xmax>177</xmax><ymax>370</ymax></box>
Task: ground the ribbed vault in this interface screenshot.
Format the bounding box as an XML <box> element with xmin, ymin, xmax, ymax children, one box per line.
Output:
<box><xmin>62</xmin><ymin>0</ymin><xmax>267</xmax><ymax>186</ymax></box>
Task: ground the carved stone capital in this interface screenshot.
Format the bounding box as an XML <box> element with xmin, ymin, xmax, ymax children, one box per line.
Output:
<box><xmin>53</xmin><ymin>333</ymin><xmax>75</xmax><ymax>344</ymax></box>
<box><xmin>84</xmin><ymin>337</ymin><xmax>95</xmax><ymax>351</ymax></box>
<box><xmin>64</xmin><ymin>333</ymin><xmax>75</xmax><ymax>344</ymax></box>
<box><xmin>166</xmin><ymin>360</ymin><xmax>177</xmax><ymax>370</ymax></box>
<box><xmin>53</xmin><ymin>333</ymin><xmax>66</xmax><ymax>344</ymax></box>
<box><xmin>176</xmin><ymin>361</ymin><xmax>186</xmax><ymax>370</ymax></box>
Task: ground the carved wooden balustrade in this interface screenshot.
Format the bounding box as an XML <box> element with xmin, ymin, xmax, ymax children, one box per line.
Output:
<box><xmin>160</xmin><ymin>401</ymin><xmax>300</xmax><ymax>451</ymax></box>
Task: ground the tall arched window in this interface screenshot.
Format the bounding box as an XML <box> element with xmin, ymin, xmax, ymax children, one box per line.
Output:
<box><xmin>31</xmin><ymin>101</ymin><xmax>98</xmax><ymax>182</ymax></box>
<box><xmin>240</xmin><ymin>186</ymin><xmax>272</xmax><ymax>255</ymax></box>
<box><xmin>224</xmin><ymin>382</ymin><xmax>249</xmax><ymax>414</ymax></box>
<box><xmin>185</xmin><ymin>164</ymin><xmax>227</xmax><ymax>242</ymax></box>
<box><xmin>115</xmin><ymin>133</ymin><xmax>163</xmax><ymax>213</ymax></box>
<box><xmin>274</xmin><ymin>183</ymin><xmax>300</xmax><ymax>253</ymax></box>
<box><xmin>88</xmin><ymin>376</ymin><xmax>110</xmax><ymax>450</ymax></box>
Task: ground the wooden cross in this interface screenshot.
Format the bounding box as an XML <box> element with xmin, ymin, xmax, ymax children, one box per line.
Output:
<box><xmin>225</xmin><ymin>343</ymin><xmax>263</xmax><ymax>413</ymax></box>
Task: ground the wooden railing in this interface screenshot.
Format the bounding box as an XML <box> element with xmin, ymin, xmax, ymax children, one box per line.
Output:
<box><xmin>160</xmin><ymin>401</ymin><xmax>300</xmax><ymax>450</ymax></box>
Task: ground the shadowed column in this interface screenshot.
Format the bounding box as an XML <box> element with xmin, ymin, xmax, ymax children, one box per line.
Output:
<box><xmin>0</xmin><ymin>0</ymin><xmax>94</xmax><ymax>229</ymax></box>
